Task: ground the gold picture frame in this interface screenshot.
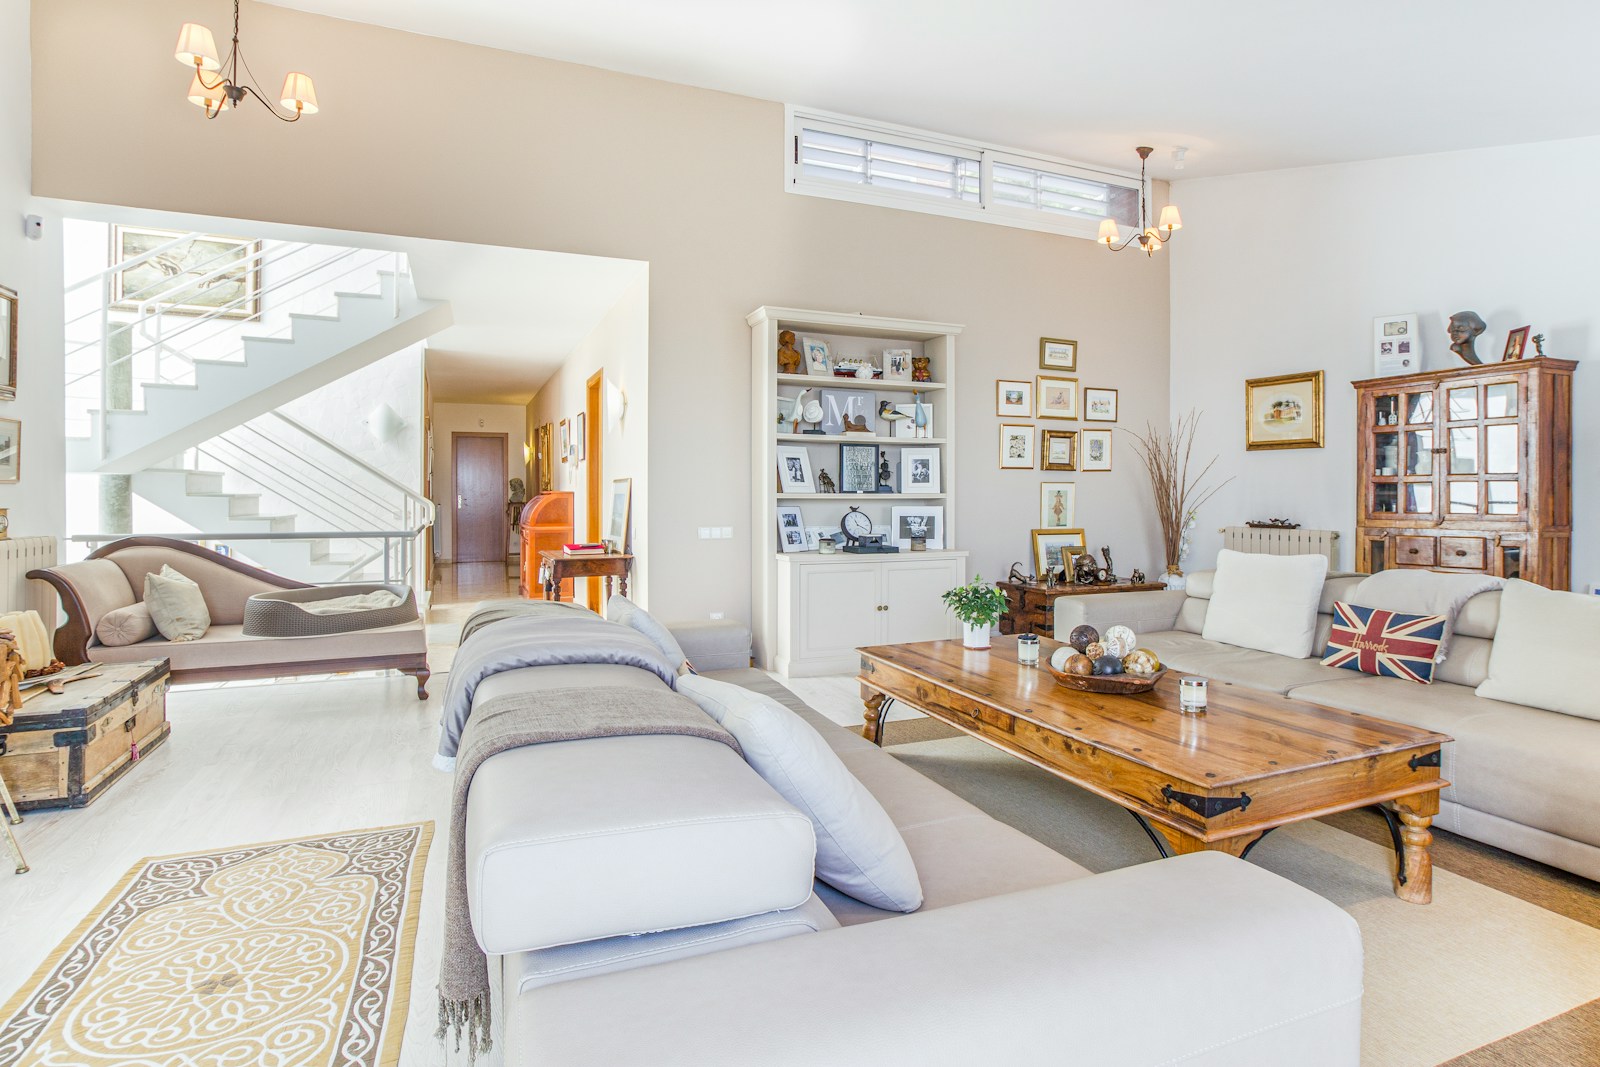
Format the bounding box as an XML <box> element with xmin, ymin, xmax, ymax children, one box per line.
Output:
<box><xmin>1245</xmin><ymin>370</ymin><xmax>1324</xmax><ymax>451</ymax></box>
<box><xmin>1040</xmin><ymin>428</ymin><xmax>1077</xmax><ymax>471</ymax></box>
<box><xmin>1032</xmin><ymin>527</ymin><xmax>1087</xmax><ymax>576</ymax></box>
<box><xmin>1039</xmin><ymin>337</ymin><xmax>1077</xmax><ymax>371</ymax></box>
<box><xmin>0</xmin><ymin>284</ymin><xmax>16</xmax><ymax>401</ymax></box>
<box><xmin>110</xmin><ymin>226</ymin><xmax>263</xmax><ymax>320</ymax></box>
<box><xmin>1036</xmin><ymin>375</ymin><xmax>1078</xmax><ymax>420</ymax></box>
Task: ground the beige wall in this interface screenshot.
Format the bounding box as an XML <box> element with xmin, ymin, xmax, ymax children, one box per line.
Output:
<box><xmin>430</xmin><ymin>402</ymin><xmax>527</xmax><ymax>561</ymax></box>
<box><xmin>31</xmin><ymin>0</ymin><xmax>1171</xmax><ymax>622</ymax></box>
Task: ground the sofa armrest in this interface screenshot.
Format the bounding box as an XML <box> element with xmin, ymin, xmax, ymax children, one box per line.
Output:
<box><xmin>515</xmin><ymin>852</ymin><xmax>1363</xmax><ymax>1067</ymax></box>
<box><xmin>1054</xmin><ymin>587</ymin><xmax>1190</xmax><ymax>640</ymax></box>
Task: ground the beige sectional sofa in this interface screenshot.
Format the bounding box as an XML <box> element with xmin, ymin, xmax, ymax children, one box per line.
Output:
<box><xmin>461</xmin><ymin>656</ymin><xmax>1363</xmax><ymax>1064</ymax></box>
<box><xmin>1056</xmin><ymin>571</ymin><xmax>1600</xmax><ymax>882</ymax></box>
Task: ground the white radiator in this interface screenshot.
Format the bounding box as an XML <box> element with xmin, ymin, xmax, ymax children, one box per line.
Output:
<box><xmin>0</xmin><ymin>536</ymin><xmax>59</xmax><ymax>632</ymax></box>
<box><xmin>1221</xmin><ymin>526</ymin><xmax>1340</xmax><ymax>568</ymax></box>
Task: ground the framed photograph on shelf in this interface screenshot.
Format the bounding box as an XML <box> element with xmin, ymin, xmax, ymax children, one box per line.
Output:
<box><xmin>999</xmin><ymin>424</ymin><xmax>1034</xmax><ymax>469</ymax></box>
<box><xmin>1036</xmin><ymin>375</ymin><xmax>1078</xmax><ymax>419</ymax></box>
<box><xmin>802</xmin><ymin>337</ymin><xmax>831</xmax><ymax>376</ymax></box>
<box><xmin>1032</xmin><ymin>527</ymin><xmax>1087</xmax><ymax>576</ymax></box>
<box><xmin>776</xmin><ymin>505</ymin><xmax>808</xmax><ymax>553</ymax></box>
<box><xmin>1040</xmin><ymin>428</ymin><xmax>1076</xmax><ymax>471</ymax></box>
<box><xmin>1373</xmin><ymin>314</ymin><xmax>1419</xmax><ymax>376</ymax></box>
<box><xmin>1040</xmin><ymin>483</ymin><xmax>1076</xmax><ymax>529</ymax></box>
<box><xmin>995</xmin><ymin>379</ymin><xmax>1033</xmax><ymax>417</ymax></box>
<box><xmin>890</xmin><ymin>505</ymin><xmax>944</xmax><ymax>550</ymax></box>
<box><xmin>1245</xmin><ymin>370</ymin><xmax>1325</xmax><ymax>451</ymax></box>
<box><xmin>1079</xmin><ymin>429</ymin><xmax>1113</xmax><ymax>471</ymax></box>
<box><xmin>776</xmin><ymin>445</ymin><xmax>817</xmax><ymax>493</ymax></box>
<box><xmin>838</xmin><ymin>441</ymin><xmax>878</xmax><ymax>493</ymax></box>
<box><xmin>111</xmin><ymin>226</ymin><xmax>263</xmax><ymax>319</ymax></box>
<box><xmin>1502</xmin><ymin>325</ymin><xmax>1531</xmax><ymax>362</ymax></box>
<box><xmin>1083</xmin><ymin>387</ymin><xmax>1118</xmax><ymax>422</ymax></box>
<box><xmin>882</xmin><ymin>348</ymin><xmax>913</xmax><ymax>381</ymax></box>
<box><xmin>0</xmin><ymin>418</ymin><xmax>18</xmax><ymax>483</ymax></box>
<box><xmin>1040</xmin><ymin>337</ymin><xmax>1077</xmax><ymax>371</ymax></box>
<box><xmin>605</xmin><ymin>478</ymin><xmax>632</xmax><ymax>551</ymax></box>
<box><xmin>890</xmin><ymin>401</ymin><xmax>931</xmax><ymax>438</ymax></box>
<box><xmin>898</xmin><ymin>447</ymin><xmax>941</xmax><ymax>494</ymax></box>
<box><xmin>0</xmin><ymin>284</ymin><xmax>16</xmax><ymax>401</ymax></box>
<box><xmin>804</xmin><ymin>525</ymin><xmax>840</xmax><ymax>551</ymax></box>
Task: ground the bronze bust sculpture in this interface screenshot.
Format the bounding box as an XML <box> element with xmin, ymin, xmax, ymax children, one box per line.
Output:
<box><xmin>1448</xmin><ymin>311</ymin><xmax>1486</xmax><ymax>365</ymax></box>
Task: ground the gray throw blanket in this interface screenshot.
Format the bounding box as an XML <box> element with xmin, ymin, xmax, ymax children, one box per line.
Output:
<box><xmin>456</xmin><ymin>598</ymin><xmax>594</xmax><ymax>646</ymax></box>
<box><xmin>437</xmin><ymin>684</ymin><xmax>741</xmax><ymax>1063</ymax></box>
<box><xmin>1351</xmin><ymin>569</ymin><xmax>1504</xmax><ymax>660</ymax></box>
<box><xmin>435</xmin><ymin>607</ymin><xmax>678</xmax><ymax>768</ymax></box>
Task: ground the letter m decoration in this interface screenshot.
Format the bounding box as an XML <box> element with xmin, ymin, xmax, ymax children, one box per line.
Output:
<box><xmin>1322</xmin><ymin>602</ymin><xmax>1447</xmax><ymax>684</ymax></box>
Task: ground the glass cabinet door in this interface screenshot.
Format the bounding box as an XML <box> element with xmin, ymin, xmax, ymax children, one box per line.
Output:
<box><xmin>1442</xmin><ymin>377</ymin><xmax>1522</xmax><ymax>519</ymax></box>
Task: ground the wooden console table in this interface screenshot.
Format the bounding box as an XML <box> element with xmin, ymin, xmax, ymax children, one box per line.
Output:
<box><xmin>538</xmin><ymin>551</ymin><xmax>633</xmax><ymax>602</ymax></box>
<box><xmin>998</xmin><ymin>579</ymin><xmax>1167</xmax><ymax>636</ymax></box>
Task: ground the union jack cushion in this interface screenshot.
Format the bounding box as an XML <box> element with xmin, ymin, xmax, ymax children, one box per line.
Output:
<box><xmin>1321</xmin><ymin>601</ymin><xmax>1447</xmax><ymax>684</ymax></box>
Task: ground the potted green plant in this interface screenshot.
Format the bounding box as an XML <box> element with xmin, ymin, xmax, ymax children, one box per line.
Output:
<box><xmin>941</xmin><ymin>575</ymin><xmax>1008</xmax><ymax>651</ymax></box>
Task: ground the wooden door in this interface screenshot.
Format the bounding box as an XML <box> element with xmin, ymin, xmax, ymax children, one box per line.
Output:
<box><xmin>584</xmin><ymin>371</ymin><xmax>604</xmax><ymax>609</ymax></box>
<box><xmin>453</xmin><ymin>433</ymin><xmax>507</xmax><ymax>563</ymax></box>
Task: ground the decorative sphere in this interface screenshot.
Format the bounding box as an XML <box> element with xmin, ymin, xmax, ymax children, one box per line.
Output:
<box><xmin>1123</xmin><ymin>648</ymin><xmax>1162</xmax><ymax>676</ymax></box>
<box><xmin>1103</xmin><ymin>625</ymin><xmax>1137</xmax><ymax>658</ymax></box>
<box><xmin>1084</xmin><ymin>641</ymin><xmax>1106</xmax><ymax>659</ymax></box>
<box><xmin>1064</xmin><ymin>653</ymin><xmax>1095</xmax><ymax>676</ymax></box>
<box><xmin>1092</xmin><ymin>654</ymin><xmax>1124</xmax><ymax>676</ymax></box>
<box><xmin>1068</xmin><ymin>624</ymin><xmax>1100</xmax><ymax>653</ymax></box>
<box><xmin>1049</xmin><ymin>647</ymin><xmax>1075</xmax><ymax>672</ymax></box>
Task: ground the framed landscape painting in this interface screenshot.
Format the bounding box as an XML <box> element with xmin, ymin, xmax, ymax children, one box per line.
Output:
<box><xmin>1032</xmin><ymin>527</ymin><xmax>1087</xmax><ymax>576</ymax></box>
<box><xmin>1245</xmin><ymin>370</ymin><xmax>1325</xmax><ymax>451</ymax></box>
<box><xmin>1040</xmin><ymin>428</ymin><xmax>1076</xmax><ymax>471</ymax></box>
<box><xmin>1040</xmin><ymin>337</ymin><xmax>1077</xmax><ymax>371</ymax></box>
<box><xmin>111</xmin><ymin>226</ymin><xmax>262</xmax><ymax>319</ymax></box>
<box><xmin>996</xmin><ymin>379</ymin><xmax>1032</xmax><ymax>417</ymax></box>
<box><xmin>1083</xmin><ymin>387</ymin><xmax>1118</xmax><ymax>422</ymax></box>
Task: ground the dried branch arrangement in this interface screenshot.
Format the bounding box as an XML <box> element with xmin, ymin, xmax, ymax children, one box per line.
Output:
<box><xmin>1126</xmin><ymin>412</ymin><xmax>1233</xmax><ymax>571</ymax></box>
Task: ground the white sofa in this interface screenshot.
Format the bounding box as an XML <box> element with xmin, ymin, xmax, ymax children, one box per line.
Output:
<box><xmin>1055</xmin><ymin>571</ymin><xmax>1600</xmax><ymax>882</ymax></box>
<box><xmin>461</xmin><ymin>657</ymin><xmax>1363</xmax><ymax>1065</ymax></box>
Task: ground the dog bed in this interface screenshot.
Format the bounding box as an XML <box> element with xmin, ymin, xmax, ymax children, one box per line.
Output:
<box><xmin>243</xmin><ymin>583</ymin><xmax>419</xmax><ymax>637</ymax></box>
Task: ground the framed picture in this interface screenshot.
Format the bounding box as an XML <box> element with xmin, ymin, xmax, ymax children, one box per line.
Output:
<box><xmin>1040</xmin><ymin>428</ymin><xmax>1077</xmax><ymax>471</ymax></box>
<box><xmin>1032</xmin><ymin>528</ymin><xmax>1087</xmax><ymax>576</ymax></box>
<box><xmin>1036</xmin><ymin>375</ymin><xmax>1078</xmax><ymax>420</ymax></box>
<box><xmin>804</xmin><ymin>525</ymin><xmax>841</xmax><ymax>551</ymax></box>
<box><xmin>575</xmin><ymin>412</ymin><xmax>587</xmax><ymax>461</ymax></box>
<box><xmin>995</xmin><ymin>379</ymin><xmax>1033</xmax><ymax>417</ymax></box>
<box><xmin>890</xmin><ymin>505</ymin><xmax>944</xmax><ymax>550</ymax></box>
<box><xmin>1040</xmin><ymin>482</ymin><xmax>1076</xmax><ymax>529</ymax></box>
<box><xmin>1082</xmin><ymin>387</ymin><xmax>1118</xmax><ymax>422</ymax></box>
<box><xmin>558</xmin><ymin>419</ymin><xmax>570</xmax><ymax>463</ymax></box>
<box><xmin>899</xmin><ymin>447</ymin><xmax>941</xmax><ymax>494</ymax></box>
<box><xmin>802</xmin><ymin>337</ymin><xmax>831</xmax><ymax>376</ymax></box>
<box><xmin>999</xmin><ymin>424</ymin><xmax>1034</xmax><ymax>469</ymax></box>
<box><xmin>890</xmin><ymin>401</ymin><xmax>932</xmax><ymax>438</ymax></box>
<box><xmin>0</xmin><ymin>418</ymin><xmax>18</xmax><ymax>483</ymax></box>
<box><xmin>111</xmin><ymin>226</ymin><xmax>263</xmax><ymax>319</ymax></box>
<box><xmin>0</xmin><ymin>284</ymin><xmax>16</xmax><ymax>401</ymax></box>
<box><xmin>776</xmin><ymin>505</ymin><xmax>808</xmax><ymax>553</ymax></box>
<box><xmin>1040</xmin><ymin>337</ymin><xmax>1077</xmax><ymax>371</ymax></box>
<box><xmin>883</xmin><ymin>348</ymin><xmax>913</xmax><ymax>381</ymax></box>
<box><xmin>1245</xmin><ymin>370</ymin><xmax>1325</xmax><ymax>451</ymax></box>
<box><xmin>1079</xmin><ymin>429</ymin><xmax>1113</xmax><ymax>471</ymax></box>
<box><xmin>776</xmin><ymin>445</ymin><xmax>817</xmax><ymax>493</ymax></box>
<box><xmin>1502</xmin><ymin>325</ymin><xmax>1531</xmax><ymax>362</ymax></box>
<box><xmin>535</xmin><ymin>423</ymin><xmax>554</xmax><ymax>491</ymax></box>
<box><xmin>839</xmin><ymin>441</ymin><xmax>878</xmax><ymax>493</ymax></box>
<box><xmin>818</xmin><ymin>388</ymin><xmax>877</xmax><ymax>435</ymax></box>
<box><xmin>606</xmin><ymin>478</ymin><xmax>632</xmax><ymax>551</ymax></box>
<box><xmin>1374</xmin><ymin>314</ymin><xmax>1419</xmax><ymax>376</ymax></box>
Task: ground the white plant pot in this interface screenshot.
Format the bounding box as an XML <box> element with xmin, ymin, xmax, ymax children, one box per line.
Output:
<box><xmin>962</xmin><ymin>621</ymin><xmax>991</xmax><ymax>650</ymax></box>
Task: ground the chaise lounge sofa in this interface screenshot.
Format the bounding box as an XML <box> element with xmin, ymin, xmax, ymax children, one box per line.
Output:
<box><xmin>27</xmin><ymin>537</ymin><xmax>430</xmax><ymax>697</ymax></box>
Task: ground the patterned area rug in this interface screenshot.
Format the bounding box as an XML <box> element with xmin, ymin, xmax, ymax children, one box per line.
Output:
<box><xmin>0</xmin><ymin>823</ymin><xmax>432</xmax><ymax>1067</ymax></box>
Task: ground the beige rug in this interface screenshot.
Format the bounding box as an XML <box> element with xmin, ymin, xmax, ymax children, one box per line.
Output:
<box><xmin>890</xmin><ymin>736</ymin><xmax>1600</xmax><ymax>1067</ymax></box>
<box><xmin>0</xmin><ymin>823</ymin><xmax>432</xmax><ymax>1067</ymax></box>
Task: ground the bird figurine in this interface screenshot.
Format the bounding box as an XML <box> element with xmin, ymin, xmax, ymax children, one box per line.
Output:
<box><xmin>789</xmin><ymin>389</ymin><xmax>810</xmax><ymax>434</ymax></box>
<box><xmin>912</xmin><ymin>391</ymin><xmax>929</xmax><ymax>439</ymax></box>
<box><xmin>877</xmin><ymin>400</ymin><xmax>909</xmax><ymax>425</ymax></box>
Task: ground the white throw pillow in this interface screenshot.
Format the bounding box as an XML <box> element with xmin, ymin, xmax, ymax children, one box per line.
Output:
<box><xmin>676</xmin><ymin>675</ymin><xmax>923</xmax><ymax>913</ymax></box>
<box><xmin>1201</xmin><ymin>549</ymin><xmax>1329</xmax><ymax>659</ymax></box>
<box><xmin>96</xmin><ymin>602</ymin><xmax>158</xmax><ymax>647</ymax></box>
<box><xmin>607</xmin><ymin>594</ymin><xmax>693</xmax><ymax>675</ymax></box>
<box><xmin>1476</xmin><ymin>579</ymin><xmax>1600</xmax><ymax>721</ymax></box>
<box><xmin>143</xmin><ymin>564</ymin><xmax>211</xmax><ymax>643</ymax></box>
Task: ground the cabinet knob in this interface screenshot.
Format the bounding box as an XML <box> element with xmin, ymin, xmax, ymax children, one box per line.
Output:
<box><xmin>1407</xmin><ymin>548</ymin><xmax>1419</xmax><ymax>555</ymax></box>
<box><xmin>1455</xmin><ymin>550</ymin><xmax>1467</xmax><ymax>557</ymax></box>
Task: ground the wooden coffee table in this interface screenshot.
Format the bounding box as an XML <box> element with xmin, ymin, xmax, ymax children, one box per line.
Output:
<box><xmin>858</xmin><ymin>637</ymin><xmax>1450</xmax><ymax>903</ymax></box>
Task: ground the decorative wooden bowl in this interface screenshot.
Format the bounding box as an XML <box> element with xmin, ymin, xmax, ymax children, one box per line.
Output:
<box><xmin>1044</xmin><ymin>662</ymin><xmax>1166</xmax><ymax>695</ymax></box>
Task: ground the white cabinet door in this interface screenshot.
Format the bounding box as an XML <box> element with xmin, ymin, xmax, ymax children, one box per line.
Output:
<box><xmin>794</xmin><ymin>562</ymin><xmax>884</xmax><ymax>670</ymax></box>
<box><xmin>883</xmin><ymin>557</ymin><xmax>964</xmax><ymax>644</ymax></box>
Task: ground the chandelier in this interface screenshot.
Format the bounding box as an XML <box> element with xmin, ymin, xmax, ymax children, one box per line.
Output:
<box><xmin>1097</xmin><ymin>147</ymin><xmax>1181</xmax><ymax>256</ymax></box>
<box><xmin>174</xmin><ymin>1</ymin><xmax>319</xmax><ymax>121</ymax></box>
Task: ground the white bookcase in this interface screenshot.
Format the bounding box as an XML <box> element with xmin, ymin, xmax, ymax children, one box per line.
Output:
<box><xmin>748</xmin><ymin>306</ymin><xmax>968</xmax><ymax>675</ymax></box>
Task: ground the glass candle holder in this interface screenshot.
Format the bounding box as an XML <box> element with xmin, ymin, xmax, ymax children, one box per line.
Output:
<box><xmin>1016</xmin><ymin>633</ymin><xmax>1040</xmax><ymax>666</ymax></box>
<box><xmin>1178</xmin><ymin>676</ymin><xmax>1208</xmax><ymax>714</ymax></box>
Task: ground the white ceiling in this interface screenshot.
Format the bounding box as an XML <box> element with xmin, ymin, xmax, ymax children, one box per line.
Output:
<box><xmin>263</xmin><ymin>0</ymin><xmax>1600</xmax><ymax>178</ymax></box>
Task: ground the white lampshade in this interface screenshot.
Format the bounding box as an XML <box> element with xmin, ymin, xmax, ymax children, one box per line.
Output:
<box><xmin>280</xmin><ymin>72</ymin><xmax>319</xmax><ymax>115</ymax></box>
<box><xmin>187</xmin><ymin>71</ymin><xmax>231</xmax><ymax>112</ymax></box>
<box><xmin>1097</xmin><ymin>219</ymin><xmax>1120</xmax><ymax>245</ymax></box>
<box><xmin>175</xmin><ymin>23</ymin><xmax>221</xmax><ymax>71</ymax></box>
<box><xmin>1159</xmin><ymin>204</ymin><xmax>1183</xmax><ymax>231</ymax></box>
<box><xmin>368</xmin><ymin>402</ymin><xmax>404</xmax><ymax>442</ymax></box>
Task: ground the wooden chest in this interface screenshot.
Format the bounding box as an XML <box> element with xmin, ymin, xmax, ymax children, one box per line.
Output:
<box><xmin>998</xmin><ymin>580</ymin><xmax>1168</xmax><ymax>637</ymax></box>
<box><xmin>0</xmin><ymin>659</ymin><xmax>170</xmax><ymax>811</ymax></box>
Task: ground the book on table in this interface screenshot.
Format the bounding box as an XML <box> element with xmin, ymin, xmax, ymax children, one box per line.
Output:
<box><xmin>562</xmin><ymin>542</ymin><xmax>609</xmax><ymax>556</ymax></box>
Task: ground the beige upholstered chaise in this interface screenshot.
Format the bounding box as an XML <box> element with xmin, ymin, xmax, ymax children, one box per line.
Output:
<box><xmin>28</xmin><ymin>537</ymin><xmax>430</xmax><ymax>698</ymax></box>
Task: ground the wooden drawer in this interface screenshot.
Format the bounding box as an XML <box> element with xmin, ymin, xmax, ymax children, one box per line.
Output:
<box><xmin>1394</xmin><ymin>536</ymin><xmax>1437</xmax><ymax>566</ymax></box>
<box><xmin>1439</xmin><ymin>537</ymin><xmax>1487</xmax><ymax>570</ymax></box>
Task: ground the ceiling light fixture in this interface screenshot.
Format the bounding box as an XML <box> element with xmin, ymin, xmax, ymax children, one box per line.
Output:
<box><xmin>175</xmin><ymin>1</ymin><xmax>319</xmax><ymax>121</ymax></box>
<box><xmin>1097</xmin><ymin>147</ymin><xmax>1181</xmax><ymax>257</ymax></box>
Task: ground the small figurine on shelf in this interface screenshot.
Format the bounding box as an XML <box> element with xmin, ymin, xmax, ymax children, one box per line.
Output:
<box><xmin>1447</xmin><ymin>311</ymin><xmax>1486</xmax><ymax>366</ymax></box>
<box><xmin>777</xmin><ymin>330</ymin><xmax>803</xmax><ymax>375</ymax></box>
<box><xmin>790</xmin><ymin>388</ymin><xmax>811</xmax><ymax>433</ymax></box>
<box><xmin>878</xmin><ymin>451</ymin><xmax>894</xmax><ymax>493</ymax></box>
<box><xmin>1532</xmin><ymin>333</ymin><xmax>1546</xmax><ymax>358</ymax></box>
<box><xmin>817</xmin><ymin>468</ymin><xmax>837</xmax><ymax>494</ymax></box>
<box><xmin>1073</xmin><ymin>552</ymin><xmax>1098</xmax><ymax>585</ymax></box>
<box><xmin>1130</xmin><ymin>568</ymin><xmax>1146</xmax><ymax>585</ymax></box>
<box><xmin>1008</xmin><ymin>562</ymin><xmax>1034</xmax><ymax>585</ymax></box>
<box><xmin>1098</xmin><ymin>546</ymin><xmax>1117</xmax><ymax>584</ymax></box>
<box><xmin>877</xmin><ymin>400</ymin><xmax>909</xmax><ymax>427</ymax></box>
<box><xmin>912</xmin><ymin>392</ymin><xmax>929</xmax><ymax>439</ymax></box>
<box><xmin>912</xmin><ymin>356</ymin><xmax>932</xmax><ymax>382</ymax></box>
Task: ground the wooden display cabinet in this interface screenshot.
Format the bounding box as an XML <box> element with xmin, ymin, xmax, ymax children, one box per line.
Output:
<box><xmin>1352</xmin><ymin>358</ymin><xmax>1575</xmax><ymax>589</ymax></box>
<box><xmin>518</xmin><ymin>491</ymin><xmax>574</xmax><ymax>599</ymax></box>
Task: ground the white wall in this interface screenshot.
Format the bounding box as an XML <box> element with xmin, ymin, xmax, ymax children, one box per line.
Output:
<box><xmin>1170</xmin><ymin>136</ymin><xmax>1598</xmax><ymax>586</ymax></box>
<box><xmin>1</xmin><ymin>2</ymin><xmax>65</xmax><ymax>544</ymax></box>
<box><xmin>525</xmin><ymin>272</ymin><xmax>650</xmax><ymax>600</ymax></box>
<box><xmin>430</xmin><ymin>402</ymin><xmax>527</xmax><ymax>560</ymax></box>
<box><xmin>279</xmin><ymin>343</ymin><xmax>424</xmax><ymax>490</ymax></box>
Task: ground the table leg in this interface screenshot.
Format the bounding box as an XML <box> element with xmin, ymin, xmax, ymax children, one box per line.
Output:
<box><xmin>619</xmin><ymin>572</ymin><xmax>629</xmax><ymax>598</ymax></box>
<box><xmin>1385</xmin><ymin>793</ymin><xmax>1437</xmax><ymax>904</ymax></box>
<box><xmin>605</xmin><ymin>575</ymin><xmax>614</xmax><ymax>601</ymax></box>
<box><xmin>0</xmin><ymin>770</ymin><xmax>28</xmax><ymax>875</ymax></box>
<box><xmin>861</xmin><ymin>691</ymin><xmax>890</xmax><ymax>746</ymax></box>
